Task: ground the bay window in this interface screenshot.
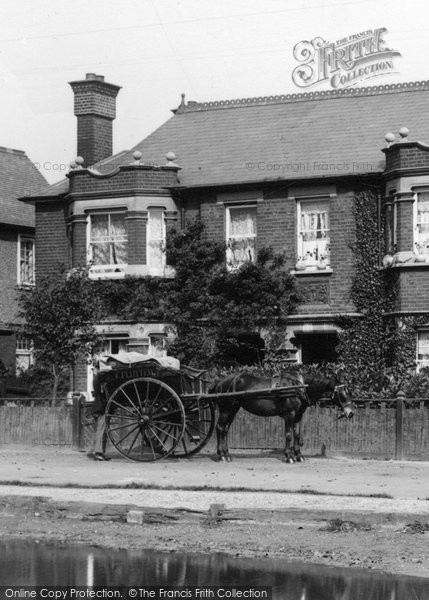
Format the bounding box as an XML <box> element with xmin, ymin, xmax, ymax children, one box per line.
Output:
<box><xmin>226</xmin><ymin>205</ymin><xmax>257</xmax><ymax>268</ymax></box>
<box><xmin>88</xmin><ymin>212</ymin><xmax>127</xmax><ymax>267</ymax></box>
<box><xmin>298</xmin><ymin>199</ymin><xmax>331</xmax><ymax>267</ymax></box>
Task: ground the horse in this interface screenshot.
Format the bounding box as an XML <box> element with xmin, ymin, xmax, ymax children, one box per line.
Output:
<box><xmin>209</xmin><ymin>368</ymin><xmax>354</xmax><ymax>463</ymax></box>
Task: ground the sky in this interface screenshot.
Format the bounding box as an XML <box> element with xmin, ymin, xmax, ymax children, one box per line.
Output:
<box><xmin>0</xmin><ymin>0</ymin><xmax>428</xmax><ymax>184</ymax></box>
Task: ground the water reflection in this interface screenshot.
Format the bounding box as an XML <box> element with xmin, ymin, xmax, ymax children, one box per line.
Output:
<box><xmin>0</xmin><ymin>539</ymin><xmax>428</xmax><ymax>600</ymax></box>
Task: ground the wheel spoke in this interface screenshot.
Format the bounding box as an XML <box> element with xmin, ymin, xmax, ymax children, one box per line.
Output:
<box><xmin>108</xmin><ymin>412</ymin><xmax>139</xmax><ymax>421</ymax></box>
<box><xmin>144</xmin><ymin>431</ymin><xmax>157</xmax><ymax>459</ymax></box>
<box><xmin>148</xmin><ymin>396</ymin><xmax>176</xmax><ymax>417</ymax></box>
<box><xmin>150</xmin><ymin>406</ymin><xmax>183</xmax><ymax>420</ymax></box>
<box><xmin>118</xmin><ymin>387</ymin><xmax>141</xmax><ymax>415</ymax></box>
<box><xmin>133</xmin><ymin>380</ymin><xmax>145</xmax><ymax>413</ymax></box>
<box><xmin>146</xmin><ymin>424</ymin><xmax>169</xmax><ymax>451</ymax></box>
<box><xmin>126</xmin><ymin>427</ymin><xmax>142</xmax><ymax>455</ymax></box>
<box><xmin>149</xmin><ymin>422</ymin><xmax>178</xmax><ymax>440</ymax></box>
<box><xmin>109</xmin><ymin>398</ymin><xmax>137</xmax><ymax>416</ymax></box>
<box><xmin>147</xmin><ymin>381</ymin><xmax>163</xmax><ymax>409</ymax></box>
<box><xmin>114</xmin><ymin>423</ymin><xmax>140</xmax><ymax>446</ymax></box>
<box><xmin>108</xmin><ymin>421</ymin><xmax>139</xmax><ymax>433</ymax></box>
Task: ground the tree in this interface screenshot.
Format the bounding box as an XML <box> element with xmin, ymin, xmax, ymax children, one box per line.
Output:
<box><xmin>18</xmin><ymin>266</ymin><xmax>103</xmax><ymax>403</ymax></box>
<box><xmin>165</xmin><ymin>219</ymin><xmax>301</xmax><ymax>368</ymax></box>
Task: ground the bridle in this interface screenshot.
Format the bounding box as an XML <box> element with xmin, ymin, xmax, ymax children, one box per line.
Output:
<box><xmin>331</xmin><ymin>383</ymin><xmax>354</xmax><ymax>416</ymax></box>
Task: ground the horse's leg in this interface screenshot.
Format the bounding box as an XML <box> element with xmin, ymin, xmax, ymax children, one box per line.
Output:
<box><xmin>293</xmin><ymin>418</ymin><xmax>305</xmax><ymax>462</ymax></box>
<box><xmin>283</xmin><ymin>416</ymin><xmax>295</xmax><ymax>463</ymax></box>
<box><xmin>216</xmin><ymin>402</ymin><xmax>240</xmax><ymax>462</ymax></box>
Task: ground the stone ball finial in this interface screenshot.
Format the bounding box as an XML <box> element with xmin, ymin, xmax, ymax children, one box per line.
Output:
<box><xmin>165</xmin><ymin>151</ymin><xmax>179</xmax><ymax>168</ymax></box>
<box><xmin>75</xmin><ymin>156</ymin><xmax>84</xmax><ymax>166</ymax></box>
<box><xmin>385</xmin><ymin>132</ymin><xmax>395</xmax><ymax>144</ymax></box>
<box><xmin>399</xmin><ymin>127</ymin><xmax>410</xmax><ymax>139</ymax></box>
<box><xmin>69</xmin><ymin>161</ymin><xmax>77</xmax><ymax>170</ymax></box>
<box><xmin>133</xmin><ymin>150</ymin><xmax>143</xmax><ymax>162</ymax></box>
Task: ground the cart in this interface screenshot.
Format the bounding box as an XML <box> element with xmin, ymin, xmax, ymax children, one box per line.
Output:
<box><xmin>100</xmin><ymin>354</ymin><xmax>307</xmax><ymax>462</ymax></box>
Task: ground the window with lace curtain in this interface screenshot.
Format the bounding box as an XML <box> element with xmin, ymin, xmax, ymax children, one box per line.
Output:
<box><xmin>147</xmin><ymin>208</ymin><xmax>166</xmax><ymax>274</ymax></box>
<box><xmin>18</xmin><ymin>236</ymin><xmax>35</xmax><ymax>285</ymax></box>
<box><xmin>417</xmin><ymin>330</ymin><xmax>429</xmax><ymax>371</ymax></box>
<box><xmin>297</xmin><ymin>199</ymin><xmax>331</xmax><ymax>267</ymax></box>
<box><xmin>226</xmin><ymin>205</ymin><xmax>257</xmax><ymax>269</ymax></box>
<box><xmin>415</xmin><ymin>192</ymin><xmax>429</xmax><ymax>255</ymax></box>
<box><xmin>88</xmin><ymin>212</ymin><xmax>127</xmax><ymax>266</ymax></box>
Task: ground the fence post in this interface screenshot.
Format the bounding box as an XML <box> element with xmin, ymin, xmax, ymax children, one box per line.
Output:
<box><xmin>72</xmin><ymin>396</ymin><xmax>82</xmax><ymax>449</ymax></box>
<box><xmin>395</xmin><ymin>390</ymin><xmax>405</xmax><ymax>460</ymax></box>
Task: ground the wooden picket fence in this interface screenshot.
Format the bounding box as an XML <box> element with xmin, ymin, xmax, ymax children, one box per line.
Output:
<box><xmin>0</xmin><ymin>395</ymin><xmax>428</xmax><ymax>460</ymax></box>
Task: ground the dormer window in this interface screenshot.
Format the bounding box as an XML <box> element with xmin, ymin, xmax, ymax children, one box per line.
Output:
<box><xmin>88</xmin><ymin>212</ymin><xmax>127</xmax><ymax>273</ymax></box>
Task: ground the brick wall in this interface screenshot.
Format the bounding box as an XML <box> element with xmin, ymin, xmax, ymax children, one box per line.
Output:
<box><xmin>35</xmin><ymin>202</ymin><xmax>69</xmax><ymax>277</ymax></box>
<box><xmin>69</xmin><ymin>166</ymin><xmax>179</xmax><ymax>195</ymax></box>
<box><xmin>0</xmin><ymin>231</ymin><xmax>20</xmax><ymax>323</ymax></box>
<box><xmin>191</xmin><ymin>183</ymin><xmax>357</xmax><ymax>315</ymax></box>
<box><xmin>126</xmin><ymin>214</ymin><xmax>147</xmax><ymax>264</ymax></box>
<box><xmin>396</xmin><ymin>268</ymin><xmax>429</xmax><ymax>312</ymax></box>
<box><xmin>0</xmin><ymin>332</ymin><xmax>16</xmax><ymax>373</ymax></box>
<box><xmin>77</xmin><ymin>115</ymin><xmax>114</xmax><ymax>167</ymax></box>
<box><xmin>384</xmin><ymin>142</ymin><xmax>429</xmax><ymax>173</ymax></box>
<box><xmin>329</xmin><ymin>187</ymin><xmax>356</xmax><ymax>312</ymax></box>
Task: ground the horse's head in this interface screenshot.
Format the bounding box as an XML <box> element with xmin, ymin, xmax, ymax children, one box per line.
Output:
<box><xmin>331</xmin><ymin>382</ymin><xmax>354</xmax><ymax>419</ymax></box>
<box><xmin>304</xmin><ymin>367</ymin><xmax>354</xmax><ymax>418</ymax></box>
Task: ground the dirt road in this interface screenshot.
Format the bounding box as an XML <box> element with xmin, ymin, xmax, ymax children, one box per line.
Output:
<box><xmin>1</xmin><ymin>445</ymin><xmax>429</xmax><ymax>578</ymax></box>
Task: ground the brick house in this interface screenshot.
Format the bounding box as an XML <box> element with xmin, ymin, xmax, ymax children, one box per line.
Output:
<box><xmin>0</xmin><ymin>147</ymin><xmax>46</xmax><ymax>375</ymax></box>
<box><xmin>21</xmin><ymin>74</ymin><xmax>429</xmax><ymax>392</ymax></box>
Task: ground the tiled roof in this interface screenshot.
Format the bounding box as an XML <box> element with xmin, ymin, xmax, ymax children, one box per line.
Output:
<box><xmin>0</xmin><ymin>147</ymin><xmax>46</xmax><ymax>227</ymax></box>
<box><xmin>29</xmin><ymin>80</ymin><xmax>429</xmax><ymax>195</ymax></box>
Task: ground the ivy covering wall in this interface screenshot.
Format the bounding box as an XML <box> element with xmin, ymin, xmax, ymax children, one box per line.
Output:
<box><xmin>336</xmin><ymin>188</ymin><xmax>429</xmax><ymax>396</ymax></box>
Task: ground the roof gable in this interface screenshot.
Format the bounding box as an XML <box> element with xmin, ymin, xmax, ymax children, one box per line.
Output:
<box><xmin>0</xmin><ymin>147</ymin><xmax>47</xmax><ymax>227</ymax></box>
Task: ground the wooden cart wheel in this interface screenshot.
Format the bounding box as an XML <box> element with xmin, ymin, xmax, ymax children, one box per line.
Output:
<box><xmin>171</xmin><ymin>398</ymin><xmax>216</xmax><ymax>457</ymax></box>
<box><xmin>105</xmin><ymin>377</ymin><xmax>186</xmax><ymax>462</ymax></box>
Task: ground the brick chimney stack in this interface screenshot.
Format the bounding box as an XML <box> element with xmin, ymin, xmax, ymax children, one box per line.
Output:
<box><xmin>69</xmin><ymin>73</ymin><xmax>121</xmax><ymax>167</ymax></box>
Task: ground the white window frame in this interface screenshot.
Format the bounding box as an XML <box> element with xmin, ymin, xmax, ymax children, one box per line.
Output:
<box><xmin>16</xmin><ymin>334</ymin><xmax>33</xmax><ymax>374</ymax></box>
<box><xmin>226</xmin><ymin>204</ymin><xmax>257</xmax><ymax>270</ymax></box>
<box><xmin>413</xmin><ymin>191</ymin><xmax>429</xmax><ymax>256</ymax></box>
<box><xmin>17</xmin><ymin>235</ymin><xmax>35</xmax><ymax>285</ymax></box>
<box><xmin>149</xmin><ymin>333</ymin><xmax>167</xmax><ymax>358</ymax></box>
<box><xmin>87</xmin><ymin>211</ymin><xmax>128</xmax><ymax>278</ymax></box>
<box><xmin>417</xmin><ymin>329</ymin><xmax>429</xmax><ymax>372</ymax></box>
<box><xmin>146</xmin><ymin>208</ymin><xmax>166</xmax><ymax>275</ymax></box>
<box><xmin>297</xmin><ymin>197</ymin><xmax>331</xmax><ymax>268</ymax></box>
<box><xmin>87</xmin><ymin>334</ymin><xmax>130</xmax><ymax>396</ymax></box>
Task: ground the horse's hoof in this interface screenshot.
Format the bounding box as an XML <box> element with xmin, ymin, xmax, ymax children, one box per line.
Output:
<box><xmin>295</xmin><ymin>455</ymin><xmax>305</xmax><ymax>462</ymax></box>
<box><xmin>284</xmin><ymin>456</ymin><xmax>295</xmax><ymax>463</ymax></box>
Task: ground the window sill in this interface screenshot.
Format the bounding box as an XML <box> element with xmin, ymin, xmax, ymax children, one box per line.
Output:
<box><xmin>291</xmin><ymin>267</ymin><xmax>333</xmax><ymax>276</ymax></box>
<box><xmin>88</xmin><ymin>264</ymin><xmax>176</xmax><ymax>279</ymax></box>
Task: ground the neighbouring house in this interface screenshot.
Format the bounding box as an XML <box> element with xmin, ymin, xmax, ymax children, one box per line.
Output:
<box><xmin>20</xmin><ymin>73</ymin><xmax>429</xmax><ymax>393</ymax></box>
<box><xmin>0</xmin><ymin>146</ymin><xmax>46</xmax><ymax>377</ymax></box>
